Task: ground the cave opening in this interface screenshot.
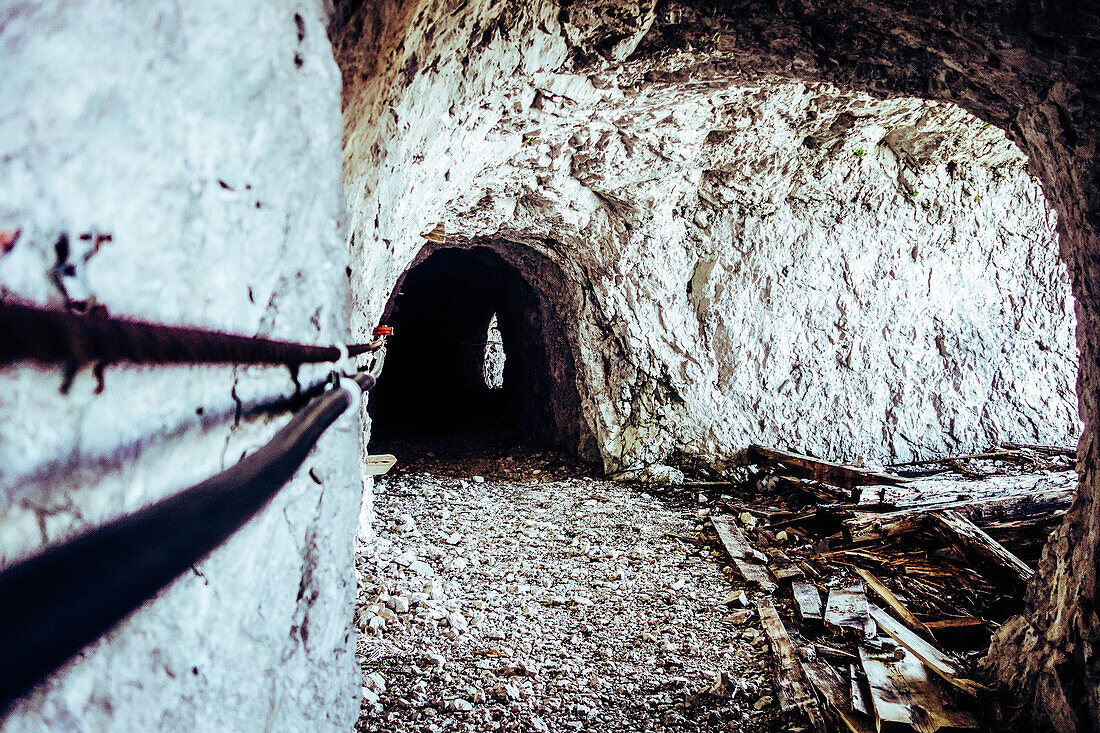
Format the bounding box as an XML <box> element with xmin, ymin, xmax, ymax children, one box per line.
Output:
<box><xmin>368</xmin><ymin>246</ymin><xmax>589</xmax><ymax>460</ymax></box>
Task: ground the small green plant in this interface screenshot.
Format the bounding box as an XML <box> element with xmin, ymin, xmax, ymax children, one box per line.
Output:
<box><xmin>854</xmin><ymin>147</ymin><xmax>866</xmax><ymax>157</ymax></box>
<box><xmin>974</xmin><ymin>193</ymin><xmax>982</xmax><ymax>202</ymax></box>
<box><xmin>906</xmin><ymin>188</ymin><xmax>919</xmax><ymax>198</ymax></box>
<box><xmin>980</xmin><ymin>121</ymin><xmax>992</xmax><ymax>129</ymax></box>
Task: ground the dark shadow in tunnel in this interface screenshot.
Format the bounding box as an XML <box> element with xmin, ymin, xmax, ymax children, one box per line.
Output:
<box><xmin>368</xmin><ymin>246</ymin><xmax>593</xmax><ymax>461</ymax></box>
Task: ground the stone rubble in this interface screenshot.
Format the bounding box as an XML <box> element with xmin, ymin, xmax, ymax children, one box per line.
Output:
<box><xmin>354</xmin><ymin>450</ymin><xmax>783</xmax><ymax>732</ymax></box>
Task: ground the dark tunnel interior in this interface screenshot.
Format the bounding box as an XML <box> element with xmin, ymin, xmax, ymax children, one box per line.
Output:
<box><xmin>368</xmin><ymin>246</ymin><xmax>590</xmax><ymax>459</ymax></box>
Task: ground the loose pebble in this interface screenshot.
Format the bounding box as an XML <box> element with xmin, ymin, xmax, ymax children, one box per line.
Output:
<box><xmin>355</xmin><ymin>450</ymin><xmax>776</xmax><ymax>731</ymax></box>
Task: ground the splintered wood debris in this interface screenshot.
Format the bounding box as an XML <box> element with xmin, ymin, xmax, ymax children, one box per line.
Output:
<box><xmin>694</xmin><ymin>441</ymin><xmax>1076</xmax><ymax>732</ymax></box>
<box><xmin>758</xmin><ymin>598</ymin><xmax>828</xmax><ymax>732</ymax></box>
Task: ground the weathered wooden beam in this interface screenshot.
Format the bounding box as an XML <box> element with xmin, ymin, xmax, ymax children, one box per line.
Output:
<box><xmin>825</xmin><ymin>581</ymin><xmax>876</xmax><ymax>638</ymax></box>
<box><xmin>712</xmin><ymin>515</ymin><xmax>777</xmax><ymax>593</ymax></box>
<box><xmin>799</xmin><ymin>652</ymin><xmax>875</xmax><ymax>733</ymax></box>
<box><xmin>892</xmin><ymin>449</ymin><xmax>1022</xmax><ymax>467</ymax></box>
<box><xmin>984</xmin><ymin>513</ymin><xmax>1068</xmax><ymax>550</ymax></box>
<box><xmin>854</xmin><ymin>471</ymin><xmax>1076</xmax><ymax>514</ymax></box>
<box><xmin>711</xmin><ymin>515</ymin><xmax>756</xmax><ymax>560</ymax></box>
<box><xmin>767</xmin><ymin>547</ymin><xmax>805</xmax><ymax>582</ymax></box>
<box><xmin>758</xmin><ymin>599</ymin><xmax>827</xmax><ymax>732</ymax></box>
<box><xmin>923</xmin><ymin>618</ymin><xmax>987</xmax><ymax>632</ymax></box>
<box><xmin>853</xmin><ymin>567</ymin><xmax>934</xmax><ymax>639</ymax></box>
<box><xmin>845</xmin><ymin>486</ymin><xmax>1076</xmax><ymax>542</ymax></box>
<box><xmin>792</xmin><ymin>579</ymin><xmax>824</xmax><ymax>627</ymax></box>
<box><xmin>868</xmin><ymin>603</ymin><xmax>991</xmax><ymax>697</ymax></box>
<box><xmin>859</xmin><ymin>645</ymin><xmax>979</xmax><ymax>732</ymax></box>
<box><xmin>748</xmin><ymin>445</ymin><xmax>909</xmax><ymax>490</ymax></box>
<box><xmin>735</xmin><ymin>560</ymin><xmax>779</xmax><ymax>593</ymax></box>
<box><xmin>929</xmin><ymin>510</ymin><xmax>1035</xmax><ymax>586</ymax></box>
<box><xmin>772</xmin><ymin>565</ymin><xmax>805</xmax><ymax>582</ymax></box>
<box><xmin>1000</xmin><ymin>441</ymin><xmax>1076</xmax><ymax>458</ymax></box>
<box><xmin>776</xmin><ymin>475</ymin><xmax>849</xmax><ymax>502</ymax></box>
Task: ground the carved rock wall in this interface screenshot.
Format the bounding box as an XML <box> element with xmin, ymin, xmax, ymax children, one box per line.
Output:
<box><xmin>335</xmin><ymin>0</ymin><xmax>1077</xmax><ymax>473</ymax></box>
<box><xmin>0</xmin><ymin>2</ymin><xmax>360</xmax><ymax>730</ymax></box>
<box><xmin>336</xmin><ymin>2</ymin><xmax>1098</xmax><ymax>728</ymax></box>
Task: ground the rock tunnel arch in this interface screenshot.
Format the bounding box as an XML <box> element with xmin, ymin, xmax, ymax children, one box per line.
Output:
<box><xmin>333</xmin><ymin>2</ymin><xmax>1100</xmax><ymax>729</ymax></box>
<box><xmin>369</xmin><ymin>243</ymin><xmax>596</xmax><ymax>460</ymax></box>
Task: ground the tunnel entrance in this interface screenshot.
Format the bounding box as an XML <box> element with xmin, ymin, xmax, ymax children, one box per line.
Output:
<box><xmin>368</xmin><ymin>246</ymin><xmax>591</xmax><ymax>460</ymax></box>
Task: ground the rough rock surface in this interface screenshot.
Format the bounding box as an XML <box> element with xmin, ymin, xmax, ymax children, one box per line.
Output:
<box><xmin>0</xmin><ymin>2</ymin><xmax>359</xmax><ymax>730</ymax></box>
<box><xmin>335</xmin><ymin>1</ymin><xmax>1078</xmax><ymax>475</ymax></box>
<box><xmin>336</xmin><ymin>1</ymin><xmax>1099</xmax><ymax>729</ymax></box>
<box><xmin>0</xmin><ymin>0</ymin><xmax>1095</xmax><ymax>730</ymax></box>
<box><xmin>356</xmin><ymin>449</ymin><xmax>778</xmax><ymax>732</ymax></box>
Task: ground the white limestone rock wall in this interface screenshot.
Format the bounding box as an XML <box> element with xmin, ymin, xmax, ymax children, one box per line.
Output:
<box><xmin>337</xmin><ymin>0</ymin><xmax>1078</xmax><ymax>472</ymax></box>
<box><xmin>0</xmin><ymin>2</ymin><xmax>360</xmax><ymax>730</ymax></box>
<box><xmin>672</xmin><ymin>99</ymin><xmax>1078</xmax><ymax>465</ymax></box>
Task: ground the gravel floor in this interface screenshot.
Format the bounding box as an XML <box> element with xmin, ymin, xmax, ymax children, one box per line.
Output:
<box><xmin>354</xmin><ymin>448</ymin><xmax>781</xmax><ymax>732</ymax></box>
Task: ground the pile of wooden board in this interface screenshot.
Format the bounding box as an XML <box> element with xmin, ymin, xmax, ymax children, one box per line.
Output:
<box><xmin>702</xmin><ymin>442</ymin><xmax>1076</xmax><ymax>732</ymax></box>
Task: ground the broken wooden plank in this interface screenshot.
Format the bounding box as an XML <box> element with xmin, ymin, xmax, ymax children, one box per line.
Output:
<box><xmin>749</xmin><ymin>445</ymin><xmax>909</xmax><ymax>490</ymax></box>
<box><xmin>679</xmin><ymin>480</ymin><xmax>735</xmax><ymax>488</ymax></box>
<box><xmin>757</xmin><ymin>599</ymin><xmax>827</xmax><ymax>732</ymax></box>
<box><xmin>733</xmin><ymin>559</ymin><xmax>778</xmax><ymax>593</ymax></box>
<box><xmin>766</xmin><ymin>546</ymin><xmax>794</xmax><ymax>565</ymax></box>
<box><xmin>792</xmin><ymin>579</ymin><xmax>824</xmax><ymax>626</ymax></box>
<box><xmin>815</xmin><ymin>642</ymin><xmax>858</xmax><ymax>664</ymax></box>
<box><xmin>859</xmin><ymin>645</ymin><xmax>979</xmax><ymax>732</ymax></box>
<box><xmin>711</xmin><ymin>515</ymin><xmax>778</xmax><ymax>593</ymax></box>
<box><xmin>923</xmin><ymin>618</ymin><xmax>987</xmax><ymax>632</ymax></box>
<box><xmin>798</xmin><ymin>559</ymin><xmax>822</xmax><ymax>579</ymax></box>
<box><xmin>711</xmin><ymin>515</ymin><xmax>756</xmax><ymax>560</ymax></box>
<box><xmin>799</xmin><ymin>651</ymin><xmax>875</xmax><ymax>733</ymax></box>
<box><xmin>766</xmin><ymin>508</ymin><xmax>823</xmax><ymax>530</ymax></box>
<box><xmin>853</xmin><ymin>470</ymin><xmax>1076</xmax><ymax>514</ymax></box>
<box><xmin>929</xmin><ymin>510</ymin><xmax>1035</xmax><ymax>586</ymax></box>
<box><xmin>845</xmin><ymin>484</ymin><xmax>1076</xmax><ymax>542</ymax></box>
<box><xmin>867</xmin><ymin>603</ymin><xmax>991</xmax><ymax>697</ymax></box>
<box><xmin>772</xmin><ymin>565</ymin><xmax>805</xmax><ymax>582</ymax></box>
<box><xmin>1000</xmin><ymin>440</ymin><xmax>1076</xmax><ymax>458</ymax></box>
<box><xmin>767</xmin><ymin>547</ymin><xmax>805</xmax><ymax>582</ymax></box>
<box><xmin>985</xmin><ymin>513</ymin><xmax>1066</xmax><ymax>544</ymax></box>
<box><xmin>853</xmin><ymin>567</ymin><xmax>934</xmax><ymax>639</ymax></box>
<box><xmin>364</xmin><ymin>453</ymin><xmax>397</xmax><ymax>476</ymax></box>
<box><xmin>776</xmin><ymin>475</ymin><xmax>850</xmax><ymax>502</ymax></box>
<box><xmin>825</xmin><ymin>581</ymin><xmax>876</xmax><ymax>638</ymax></box>
<box><xmin>850</xmin><ymin>663</ymin><xmax>871</xmax><ymax>717</ymax></box>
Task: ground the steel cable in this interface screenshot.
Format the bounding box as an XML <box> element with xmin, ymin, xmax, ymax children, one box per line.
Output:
<box><xmin>0</xmin><ymin>356</ymin><xmax>384</xmax><ymax>708</ymax></box>
<box><xmin>0</xmin><ymin>299</ymin><xmax>382</xmax><ymax>370</ymax></box>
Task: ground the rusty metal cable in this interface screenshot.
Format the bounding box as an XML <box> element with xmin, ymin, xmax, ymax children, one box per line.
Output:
<box><xmin>0</xmin><ymin>364</ymin><xmax>381</xmax><ymax>708</ymax></box>
<box><xmin>0</xmin><ymin>299</ymin><xmax>381</xmax><ymax>370</ymax></box>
